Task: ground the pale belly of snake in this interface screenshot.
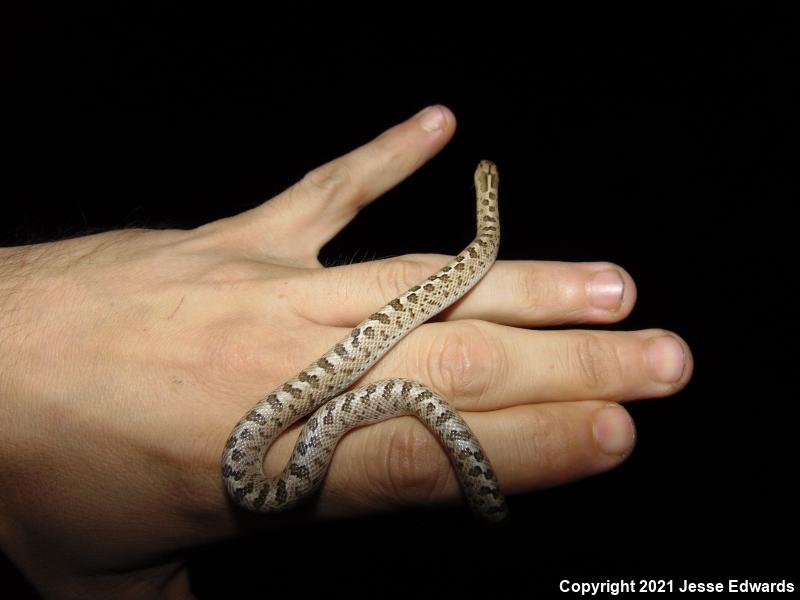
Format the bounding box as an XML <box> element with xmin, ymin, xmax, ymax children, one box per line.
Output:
<box><xmin>222</xmin><ymin>161</ymin><xmax>508</xmax><ymax>522</ymax></box>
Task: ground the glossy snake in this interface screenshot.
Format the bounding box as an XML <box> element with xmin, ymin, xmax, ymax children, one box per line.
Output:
<box><xmin>222</xmin><ymin>161</ymin><xmax>507</xmax><ymax>521</ymax></box>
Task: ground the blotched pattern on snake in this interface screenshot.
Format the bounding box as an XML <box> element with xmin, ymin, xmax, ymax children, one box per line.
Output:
<box><xmin>222</xmin><ymin>161</ymin><xmax>507</xmax><ymax>522</ymax></box>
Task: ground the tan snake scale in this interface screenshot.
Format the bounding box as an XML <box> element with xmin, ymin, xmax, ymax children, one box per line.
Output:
<box><xmin>222</xmin><ymin>161</ymin><xmax>508</xmax><ymax>522</ymax></box>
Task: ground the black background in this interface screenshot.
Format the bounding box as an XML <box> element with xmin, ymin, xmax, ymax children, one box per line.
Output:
<box><xmin>3</xmin><ymin>5</ymin><xmax>796</xmax><ymax>597</ymax></box>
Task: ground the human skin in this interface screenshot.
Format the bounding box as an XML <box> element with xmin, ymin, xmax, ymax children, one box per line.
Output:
<box><xmin>0</xmin><ymin>105</ymin><xmax>692</xmax><ymax>598</ymax></box>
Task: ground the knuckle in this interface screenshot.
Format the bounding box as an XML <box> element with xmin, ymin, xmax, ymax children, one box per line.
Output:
<box><xmin>371</xmin><ymin>133</ymin><xmax>405</xmax><ymax>172</ymax></box>
<box><xmin>423</xmin><ymin>320</ymin><xmax>501</xmax><ymax>405</ymax></box>
<box><xmin>509</xmin><ymin>409</ymin><xmax>556</xmax><ymax>472</ymax></box>
<box><xmin>375</xmin><ymin>256</ymin><xmax>431</xmax><ymax>301</ymax></box>
<box><xmin>566</xmin><ymin>332</ymin><xmax>624</xmax><ymax>393</ymax></box>
<box><xmin>301</xmin><ymin>160</ymin><xmax>359</xmax><ymax>205</ymax></box>
<box><xmin>377</xmin><ymin>421</ymin><xmax>453</xmax><ymax>507</ymax></box>
<box><xmin>507</xmin><ymin>406</ymin><xmax>593</xmax><ymax>484</ymax></box>
<box><xmin>199</xmin><ymin>259</ymin><xmax>262</xmax><ymax>286</ymax></box>
<box><xmin>199</xmin><ymin>319</ymin><xmax>281</xmax><ymax>387</ymax></box>
<box><xmin>513</xmin><ymin>267</ymin><xmax>561</xmax><ymax>315</ymax></box>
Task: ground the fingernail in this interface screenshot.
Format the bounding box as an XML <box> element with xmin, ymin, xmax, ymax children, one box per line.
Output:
<box><xmin>416</xmin><ymin>105</ymin><xmax>445</xmax><ymax>132</ymax></box>
<box><xmin>593</xmin><ymin>404</ymin><xmax>635</xmax><ymax>456</ymax></box>
<box><xmin>586</xmin><ymin>270</ymin><xmax>624</xmax><ymax>310</ymax></box>
<box><xmin>645</xmin><ymin>335</ymin><xmax>686</xmax><ymax>383</ymax></box>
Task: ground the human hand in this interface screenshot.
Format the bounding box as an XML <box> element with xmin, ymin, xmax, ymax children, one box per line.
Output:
<box><xmin>0</xmin><ymin>105</ymin><xmax>692</xmax><ymax>597</ymax></box>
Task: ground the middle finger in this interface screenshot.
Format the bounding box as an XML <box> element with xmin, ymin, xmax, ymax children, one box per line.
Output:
<box><xmin>364</xmin><ymin>321</ymin><xmax>692</xmax><ymax>411</ymax></box>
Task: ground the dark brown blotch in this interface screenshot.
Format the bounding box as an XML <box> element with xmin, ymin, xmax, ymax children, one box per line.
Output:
<box><xmin>297</xmin><ymin>371</ymin><xmax>319</xmax><ymax>387</ymax></box>
<box><xmin>245</xmin><ymin>410</ymin><xmax>266</xmax><ymax>424</ymax></box>
<box><xmin>416</xmin><ymin>390</ymin><xmax>433</xmax><ymax>402</ymax></box>
<box><xmin>275</xmin><ymin>479</ymin><xmax>288</xmax><ymax>504</ymax></box>
<box><xmin>370</xmin><ymin>312</ymin><xmax>391</xmax><ymax>324</ymax></box>
<box><xmin>289</xmin><ymin>463</ymin><xmax>310</xmax><ymax>479</ymax></box>
<box><xmin>252</xmin><ymin>485</ymin><xmax>270</xmax><ymax>509</ymax></box>
<box><xmin>281</xmin><ymin>383</ymin><xmax>303</xmax><ymax>398</ymax></box>
<box><xmin>316</xmin><ymin>358</ymin><xmax>335</xmax><ymax>373</ymax></box>
<box><xmin>342</xmin><ymin>393</ymin><xmax>354</xmax><ymax>412</ymax></box>
<box><xmin>448</xmin><ymin>429</ymin><xmax>471</xmax><ymax>441</ymax></box>
<box><xmin>436</xmin><ymin>412</ymin><xmax>453</xmax><ymax>426</ymax></box>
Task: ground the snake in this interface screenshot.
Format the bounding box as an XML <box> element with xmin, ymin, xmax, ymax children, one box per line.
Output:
<box><xmin>222</xmin><ymin>160</ymin><xmax>508</xmax><ymax>522</ymax></box>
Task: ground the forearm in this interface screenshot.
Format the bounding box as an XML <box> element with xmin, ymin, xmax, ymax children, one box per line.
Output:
<box><xmin>0</xmin><ymin>245</ymin><xmax>30</xmax><ymax>342</ymax></box>
<box><xmin>0</xmin><ymin>245</ymin><xmax>43</xmax><ymax>593</ymax></box>
<box><xmin>0</xmin><ymin>240</ymin><xmax>196</xmax><ymax>598</ymax></box>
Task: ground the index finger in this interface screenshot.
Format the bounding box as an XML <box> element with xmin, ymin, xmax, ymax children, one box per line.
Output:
<box><xmin>212</xmin><ymin>106</ymin><xmax>457</xmax><ymax>257</ymax></box>
<box><xmin>301</xmin><ymin>256</ymin><xmax>637</xmax><ymax>328</ymax></box>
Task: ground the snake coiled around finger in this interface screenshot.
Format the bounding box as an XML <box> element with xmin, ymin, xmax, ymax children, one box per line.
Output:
<box><xmin>222</xmin><ymin>160</ymin><xmax>507</xmax><ymax>522</ymax></box>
